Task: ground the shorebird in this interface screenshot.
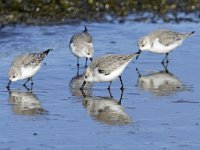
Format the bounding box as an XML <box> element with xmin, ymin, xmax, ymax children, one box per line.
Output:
<box><xmin>80</xmin><ymin>52</ymin><xmax>139</xmax><ymax>90</ymax></box>
<box><xmin>137</xmin><ymin>29</ymin><xmax>195</xmax><ymax>64</ymax></box>
<box><xmin>69</xmin><ymin>26</ymin><xmax>94</xmax><ymax>67</ymax></box>
<box><xmin>7</xmin><ymin>49</ymin><xmax>51</xmax><ymax>89</ymax></box>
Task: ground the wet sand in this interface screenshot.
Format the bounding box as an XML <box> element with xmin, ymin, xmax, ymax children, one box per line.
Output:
<box><xmin>0</xmin><ymin>22</ymin><xmax>199</xmax><ymax>149</ymax></box>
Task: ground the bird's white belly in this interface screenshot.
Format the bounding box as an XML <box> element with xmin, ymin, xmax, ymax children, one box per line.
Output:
<box><xmin>94</xmin><ymin>62</ymin><xmax>130</xmax><ymax>82</ymax></box>
<box><xmin>21</xmin><ymin>65</ymin><xmax>41</xmax><ymax>80</ymax></box>
<box><xmin>70</xmin><ymin>42</ymin><xmax>88</xmax><ymax>58</ymax></box>
<box><xmin>151</xmin><ymin>40</ymin><xmax>182</xmax><ymax>54</ymax></box>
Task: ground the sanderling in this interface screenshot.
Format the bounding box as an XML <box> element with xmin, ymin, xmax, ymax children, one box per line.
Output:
<box><xmin>136</xmin><ymin>68</ymin><xmax>185</xmax><ymax>96</ymax></box>
<box><xmin>7</xmin><ymin>49</ymin><xmax>51</xmax><ymax>88</ymax></box>
<box><xmin>137</xmin><ymin>29</ymin><xmax>195</xmax><ymax>64</ymax></box>
<box><xmin>80</xmin><ymin>52</ymin><xmax>139</xmax><ymax>90</ymax></box>
<box><xmin>69</xmin><ymin>26</ymin><xmax>94</xmax><ymax>67</ymax></box>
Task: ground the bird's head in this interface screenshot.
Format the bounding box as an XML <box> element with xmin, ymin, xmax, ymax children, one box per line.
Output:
<box><xmin>83</xmin><ymin>68</ymin><xmax>93</xmax><ymax>82</ymax></box>
<box><xmin>138</xmin><ymin>36</ymin><xmax>151</xmax><ymax>51</ymax></box>
<box><xmin>8</xmin><ymin>68</ymin><xmax>20</xmax><ymax>82</ymax></box>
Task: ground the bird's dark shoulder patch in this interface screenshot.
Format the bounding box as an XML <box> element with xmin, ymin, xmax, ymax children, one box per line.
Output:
<box><xmin>98</xmin><ymin>69</ymin><xmax>104</xmax><ymax>73</ymax></box>
<box><xmin>98</xmin><ymin>69</ymin><xmax>110</xmax><ymax>75</ymax></box>
<box><xmin>117</xmin><ymin>56</ymin><xmax>126</xmax><ymax>60</ymax></box>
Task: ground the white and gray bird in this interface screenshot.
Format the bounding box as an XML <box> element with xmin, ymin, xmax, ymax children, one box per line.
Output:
<box><xmin>69</xmin><ymin>26</ymin><xmax>94</xmax><ymax>67</ymax></box>
<box><xmin>137</xmin><ymin>29</ymin><xmax>195</xmax><ymax>63</ymax></box>
<box><xmin>80</xmin><ymin>52</ymin><xmax>139</xmax><ymax>90</ymax></box>
<box><xmin>7</xmin><ymin>49</ymin><xmax>51</xmax><ymax>88</ymax></box>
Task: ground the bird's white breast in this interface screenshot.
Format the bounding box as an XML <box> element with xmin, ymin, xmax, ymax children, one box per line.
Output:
<box><xmin>70</xmin><ymin>42</ymin><xmax>90</xmax><ymax>58</ymax></box>
<box><xmin>21</xmin><ymin>64</ymin><xmax>41</xmax><ymax>80</ymax></box>
<box><xmin>94</xmin><ymin>61</ymin><xmax>131</xmax><ymax>82</ymax></box>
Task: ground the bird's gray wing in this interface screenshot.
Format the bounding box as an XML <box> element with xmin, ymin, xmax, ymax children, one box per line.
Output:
<box><xmin>151</xmin><ymin>30</ymin><xmax>184</xmax><ymax>46</ymax></box>
<box><xmin>82</xmin><ymin>32</ymin><xmax>93</xmax><ymax>43</ymax></box>
<box><xmin>71</xmin><ymin>32</ymin><xmax>92</xmax><ymax>44</ymax></box>
<box><xmin>94</xmin><ymin>55</ymin><xmax>133</xmax><ymax>75</ymax></box>
<box><xmin>20</xmin><ymin>50</ymin><xmax>50</xmax><ymax>67</ymax></box>
<box><xmin>70</xmin><ymin>32</ymin><xmax>93</xmax><ymax>54</ymax></box>
<box><xmin>21</xmin><ymin>53</ymin><xmax>42</xmax><ymax>67</ymax></box>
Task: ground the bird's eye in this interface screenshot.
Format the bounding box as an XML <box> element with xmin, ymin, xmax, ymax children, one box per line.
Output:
<box><xmin>142</xmin><ymin>44</ymin><xmax>144</xmax><ymax>47</ymax></box>
<box><xmin>85</xmin><ymin>75</ymin><xmax>88</xmax><ymax>79</ymax></box>
<box><xmin>12</xmin><ymin>75</ymin><xmax>16</xmax><ymax>78</ymax></box>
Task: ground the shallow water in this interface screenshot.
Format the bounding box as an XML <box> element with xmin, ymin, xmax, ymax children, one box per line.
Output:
<box><xmin>0</xmin><ymin>22</ymin><xmax>200</xmax><ymax>150</ymax></box>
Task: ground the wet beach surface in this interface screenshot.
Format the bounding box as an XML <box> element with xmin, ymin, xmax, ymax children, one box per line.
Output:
<box><xmin>0</xmin><ymin>22</ymin><xmax>200</xmax><ymax>149</ymax></box>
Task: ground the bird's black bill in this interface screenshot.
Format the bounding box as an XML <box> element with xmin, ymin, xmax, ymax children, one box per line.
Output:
<box><xmin>80</xmin><ymin>81</ymin><xmax>86</xmax><ymax>90</ymax></box>
<box><xmin>136</xmin><ymin>50</ymin><xmax>141</xmax><ymax>60</ymax></box>
<box><xmin>6</xmin><ymin>80</ymin><xmax>11</xmax><ymax>89</ymax></box>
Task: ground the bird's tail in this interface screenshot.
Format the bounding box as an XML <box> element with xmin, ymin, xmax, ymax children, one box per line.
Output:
<box><xmin>42</xmin><ymin>49</ymin><xmax>52</xmax><ymax>55</ymax></box>
<box><xmin>185</xmin><ymin>31</ymin><xmax>195</xmax><ymax>38</ymax></box>
<box><xmin>38</xmin><ymin>49</ymin><xmax>52</xmax><ymax>60</ymax></box>
<box><xmin>83</xmin><ymin>26</ymin><xmax>88</xmax><ymax>32</ymax></box>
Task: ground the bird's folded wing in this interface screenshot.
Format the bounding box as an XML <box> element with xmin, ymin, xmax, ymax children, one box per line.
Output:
<box><xmin>21</xmin><ymin>53</ymin><xmax>42</xmax><ymax>67</ymax></box>
<box><xmin>83</xmin><ymin>32</ymin><xmax>93</xmax><ymax>43</ymax></box>
<box><xmin>156</xmin><ymin>31</ymin><xmax>184</xmax><ymax>46</ymax></box>
<box><xmin>95</xmin><ymin>55</ymin><xmax>131</xmax><ymax>75</ymax></box>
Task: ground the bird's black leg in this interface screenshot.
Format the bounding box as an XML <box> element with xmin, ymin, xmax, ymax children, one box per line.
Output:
<box><xmin>162</xmin><ymin>53</ymin><xmax>169</xmax><ymax>64</ymax></box>
<box><xmin>162</xmin><ymin>61</ymin><xmax>169</xmax><ymax>73</ymax></box>
<box><xmin>30</xmin><ymin>77</ymin><xmax>33</xmax><ymax>85</ymax></box>
<box><xmin>107</xmin><ymin>82</ymin><xmax>113</xmax><ymax>98</ymax></box>
<box><xmin>108</xmin><ymin>88</ymin><xmax>113</xmax><ymax>98</ymax></box>
<box><xmin>119</xmin><ymin>76</ymin><xmax>124</xmax><ymax>90</ymax></box>
<box><xmin>161</xmin><ymin>57</ymin><xmax>165</xmax><ymax>65</ymax></box>
<box><xmin>118</xmin><ymin>88</ymin><xmax>124</xmax><ymax>105</ymax></box>
<box><xmin>23</xmin><ymin>84</ymin><xmax>31</xmax><ymax>91</ymax></box>
<box><xmin>166</xmin><ymin>53</ymin><xmax>169</xmax><ymax>64</ymax></box>
<box><xmin>107</xmin><ymin>81</ymin><xmax>112</xmax><ymax>91</ymax></box>
<box><xmin>85</xmin><ymin>58</ymin><xmax>88</xmax><ymax>68</ymax></box>
<box><xmin>30</xmin><ymin>77</ymin><xmax>33</xmax><ymax>91</ymax></box>
<box><xmin>23</xmin><ymin>78</ymin><xmax>31</xmax><ymax>86</ymax></box>
<box><xmin>77</xmin><ymin>66</ymin><xmax>80</xmax><ymax>76</ymax></box>
<box><xmin>6</xmin><ymin>80</ymin><xmax>11</xmax><ymax>90</ymax></box>
<box><xmin>77</xmin><ymin>57</ymin><xmax>80</xmax><ymax>75</ymax></box>
<box><xmin>90</xmin><ymin>58</ymin><xmax>93</xmax><ymax>62</ymax></box>
<box><xmin>77</xmin><ymin>57</ymin><xmax>80</xmax><ymax>67</ymax></box>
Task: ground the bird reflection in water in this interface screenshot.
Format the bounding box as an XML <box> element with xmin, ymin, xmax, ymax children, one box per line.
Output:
<box><xmin>8</xmin><ymin>90</ymin><xmax>46</xmax><ymax>115</ymax></box>
<box><xmin>81</xmin><ymin>89</ymin><xmax>132</xmax><ymax>125</ymax></box>
<box><xmin>69</xmin><ymin>74</ymin><xmax>92</xmax><ymax>97</ymax></box>
<box><xmin>136</xmin><ymin>67</ymin><xmax>185</xmax><ymax>96</ymax></box>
